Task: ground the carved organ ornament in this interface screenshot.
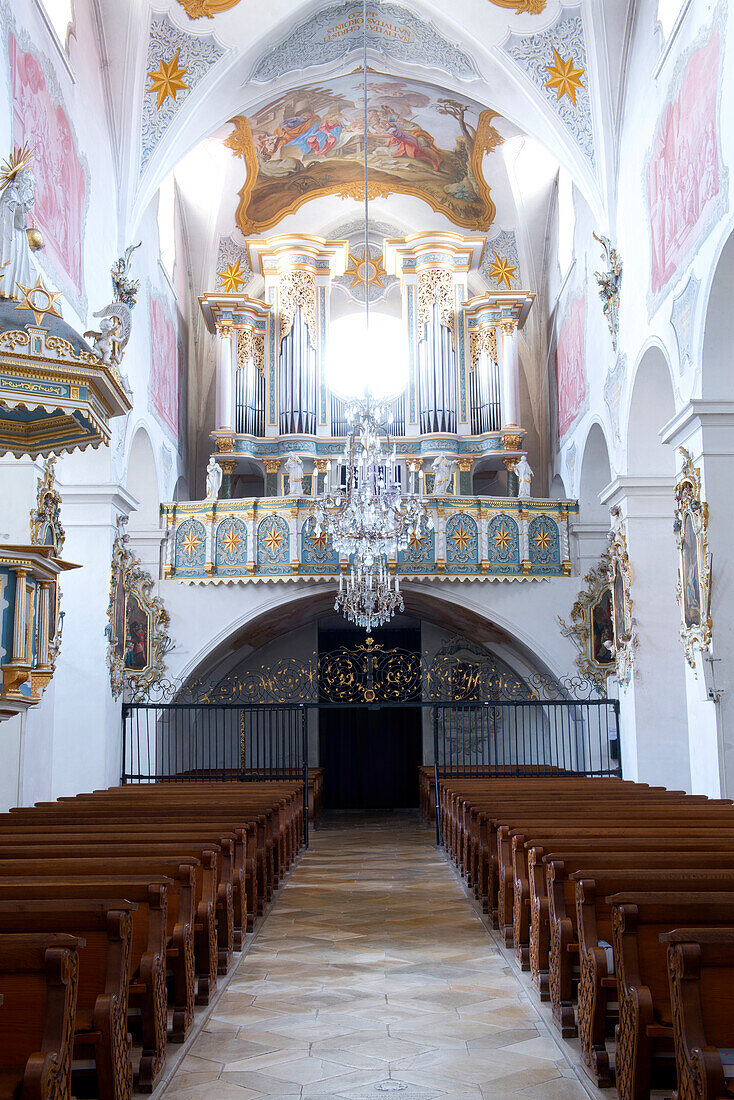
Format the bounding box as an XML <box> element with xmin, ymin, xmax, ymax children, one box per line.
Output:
<box><xmin>237</xmin><ymin>325</ymin><xmax>265</xmax><ymax>378</ymax></box>
<box><xmin>416</xmin><ymin>268</ymin><xmax>455</xmax><ymax>339</ymax></box>
<box><xmin>468</xmin><ymin>325</ymin><xmax>498</xmax><ymax>373</ymax></box>
<box><xmin>278</xmin><ymin>270</ymin><xmax>317</xmax><ymax>346</ymax></box>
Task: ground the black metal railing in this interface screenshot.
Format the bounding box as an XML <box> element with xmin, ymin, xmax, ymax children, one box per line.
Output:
<box><xmin>121</xmin><ymin>696</ymin><xmax>621</xmax><ymax>846</ymax></box>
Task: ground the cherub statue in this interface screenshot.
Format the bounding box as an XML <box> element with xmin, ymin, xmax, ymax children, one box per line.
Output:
<box><xmin>515</xmin><ymin>455</ymin><xmax>533</xmax><ymax>498</ymax></box>
<box><xmin>205</xmin><ymin>455</ymin><xmax>223</xmax><ymax>501</ymax></box>
<box><xmin>84</xmin><ymin>314</ymin><xmax>121</xmax><ymax>366</ymax></box>
<box><xmin>284</xmin><ymin>453</ymin><xmax>304</xmax><ymax>496</ymax></box>
<box><xmin>0</xmin><ymin>145</ymin><xmax>38</xmax><ymax>299</ymax></box>
<box><xmin>431</xmin><ymin>453</ymin><xmax>455</xmax><ymax>495</ymax></box>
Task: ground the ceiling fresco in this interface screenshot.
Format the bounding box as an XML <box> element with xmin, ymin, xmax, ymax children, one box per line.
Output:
<box><xmin>225</xmin><ymin>72</ymin><xmax>505</xmax><ymax>235</ymax></box>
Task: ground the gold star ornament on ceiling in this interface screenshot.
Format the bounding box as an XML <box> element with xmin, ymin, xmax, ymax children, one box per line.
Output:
<box><xmin>487</xmin><ymin>252</ymin><xmax>517</xmax><ymax>290</ymax></box>
<box><xmin>218</xmin><ymin>261</ymin><xmax>248</xmax><ymax>294</ymax></box>
<box><xmin>345</xmin><ymin>249</ymin><xmax>387</xmax><ymax>293</ymax></box>
<box><xmin>15</xmin><ymin>276</ymin><xmax>63</xmax><ymax>326</ymax></box>
<box><xmin>545</xmin><ymin>49</ymin><xmax>585</xmax><ymax>106</ymax></box>
<box><xmin>148</xmin><ymin>52</ymin><xmax>189</xmax><ymax>110</ymax></box>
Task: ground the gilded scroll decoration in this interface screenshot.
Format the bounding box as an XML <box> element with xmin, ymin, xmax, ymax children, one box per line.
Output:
<box><xmin>278</xmin><ymin>270</ymin><xmax>316</xmax><ymax>345</ymax></box>
<box><xmin>593</xmin><ymin>233</ymin><xmax>622</xmax><ymax>352</ymax></box>
<box><xmin>489</xmin><ymin>0</ymin><xmax>546</xmax><ymax>11</ymax></box>
<box><xmin>559</xmin><ymin>552</ymin><xmax>615</xmax><ymax>694</ymax></box>
<box><xmin>417</xmin><ymin>268</ymin><xmax>455</xmax><ymax>337</ymax></box>
<box><xmin>673</xmin><ymin>448</ymin><xmax>712</xmax><ymax>669</ymax></box>
<box><xmin>469</xmin><ymin>325</ymin><xmax>498</xmax><ymax>372</ymax></box>
<box><xmin>237</xmin><ymin>326</ymin><xmax>265</xmax><ymax>378</ymax></box>
<box><xmin>29</xmin><ymin>455</ymin><xmax>65</xmax><ymax>554</ymax></box>
<box><xmin>607</xmin><ymin>509</ymin><xmax>636</xmax><ymax>688</ymax></box>
<box><xmin>107</xmin><ymin>517</ymin><xmax>171</xmax><ymax>701</ymax></box>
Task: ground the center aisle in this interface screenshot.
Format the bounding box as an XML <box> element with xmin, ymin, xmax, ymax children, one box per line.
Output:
<box><xmin>163</xmin><ymin>815</ymin><xmax>594</xmax><ymax>1100</ymax></box>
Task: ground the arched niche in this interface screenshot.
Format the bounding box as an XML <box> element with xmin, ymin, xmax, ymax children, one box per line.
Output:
<box><xmin>702</xmin><ymin>228</ymin><xmax>734</xmax><ymax>401</ymax></box>
<box><xmin>549</xmin><ymin>474</ymin><xmax>568</xmax><ymax>500</ymax></box>
<box><xmin>173</xmin><ymin>476</ymin><xmax>189</xmax><ymax>502</ymax></box>
<box><xmin>626</xmin><ymin>347</ymin><xmax>676</xmax><ymax>477</ymax></box>
<box><xmin>578</xmin><ymin>423</ymin><xmax>612</xmax><ymax>524</ymax></box>
<box><xmin>125</xmin><ymin>427</ymin><xmax>161</xmax><ymax>529</ymax></box>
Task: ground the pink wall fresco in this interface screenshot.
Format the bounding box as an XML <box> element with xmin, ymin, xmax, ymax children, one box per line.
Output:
<box><xmin>556</xmin><ymin>295</ymin><xmax>586</xmax><ymax>440</ymax></box>
<box><xmin>149</xmin><ymin>297</ymin><xmax>179</xmax><ymax>439</ymax></box>
<box><xmin>10</xmin><ymin>35</ymin><xmax>86</xmax><ymax>300</ymax></box>
<box><xmin>647</xmin><ymin>28</ymin><xmax>721</xmax><ymax>298</ymax></box>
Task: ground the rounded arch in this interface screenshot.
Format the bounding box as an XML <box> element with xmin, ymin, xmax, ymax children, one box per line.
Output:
<box><xmin>549</xmin><ymin>473</ymin><xmax>568</xmax><ymax>500</ymax></box>
<box><xmin>173</xmin><ymin>475</ymin><xmax>189</xmax><ymax>502</ymax></box>
<box><xmin>702</xmin><ymin>225</ymin><xmax>734</xmax><ymax>401</ymax></box>
<box><xmin>625</xmin><ymin>344</ymin><xmax>676</xmax><ymax>477</ymax></box>
<box><xmin>578</xmin><ymin>421</ymin><xmax>612</xmax><ymax>524</ymax></box>
<box><xmin>125</xmin><ymin>425</ymin><xmax>161</xmax><ymax>529</ymax></box>
<box><xmin>167</xmin><ymin>580</ymin><xmax>574</xmax><ymax>696</ymax></box>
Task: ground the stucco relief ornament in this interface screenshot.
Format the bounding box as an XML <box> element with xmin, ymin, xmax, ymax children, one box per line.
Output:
<box><xmin>593</xmin><ymin>233</ymin><xmax>622</xmax><ymax>352</ymax></box>
<box><xmin>84</xmin><ymin>242</ymin><xmax>141</xmax><ymax>396</ymax></box>
<box><xmin>107</xmin><ymin>515</ymin><xmax>171</xmax><ymax>701</ymax></box>
<box><xmin>559</xmin><ymin>551</ymin><xmax>616</xmax><ymax>695</ymax></box>
<box><xmin>606</xmin><ymin>506</ymin><xmax>637</xmax><ymax>688</ymax></box>
<box><xmin>673</xmin><ymin>448</ymin><xmax>712</xmax><ymax>670</ymax></box>
<box><xmin>0</xmin><ymin>143</ymin><xmax>42</xmax><ymax>299</ymax></box>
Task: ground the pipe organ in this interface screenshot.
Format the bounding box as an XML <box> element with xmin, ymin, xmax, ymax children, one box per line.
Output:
<box><xmin>200</xmin><ymin>231</ymin><xmax>534</xmax><ymax>500</ymax></box>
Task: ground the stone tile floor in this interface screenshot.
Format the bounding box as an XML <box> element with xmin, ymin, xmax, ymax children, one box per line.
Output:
<box><xmin>161</xmin><ymin>813</ymin><xmax>603</xmax><ymax>1100</ymax></box>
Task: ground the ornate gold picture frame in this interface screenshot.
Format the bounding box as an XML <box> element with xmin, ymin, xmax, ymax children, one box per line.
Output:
<box><xmin>607</xmin><ymin>510</ymin><xmax>636</xmax><ymax>687</ymax></box>
<box><xmin>107</xmin><ymin>519</ymin><xmax>171</xmax><ymax>700</ymax></box>
<box><xmin>673</xmin><ymin>449</ymin><xmax>712</xmax><ymax>668</ymax></box>
<box><xmin>559</xmin><ymin>552</ymin><xmax>616</xmax><ymax>693</ymax></box>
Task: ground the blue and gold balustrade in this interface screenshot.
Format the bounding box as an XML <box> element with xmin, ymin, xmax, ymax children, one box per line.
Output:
<box><xmin>162</xmin><ymin>495</ymin><xmax>575</xmax><ymax>583</ymax></box>
<box><xmin>0</xmin><ymin>544</ymin><xmax>79</xmax><ymax>720</ymax></box>
<box><xmin>0</xmin><ymin>296</ymin><xmax>132</xmax><ymax>458</ymax></box>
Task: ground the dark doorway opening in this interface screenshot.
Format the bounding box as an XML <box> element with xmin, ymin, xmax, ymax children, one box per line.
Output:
<box><xmin>317</xmin><ymin>618</ymin><xmax>422</xmax><ymax>809</ymax></box>
<box><xmin>319</xmin><ymin>705</ymin><xmax>422</xmax><ymax>810</ymax></box>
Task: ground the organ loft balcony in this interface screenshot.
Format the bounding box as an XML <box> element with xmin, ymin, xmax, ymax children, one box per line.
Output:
<box><xmin>164</xmin><ymin>233</ymin><xmax>575</xmax><ymax>584</ymax></box>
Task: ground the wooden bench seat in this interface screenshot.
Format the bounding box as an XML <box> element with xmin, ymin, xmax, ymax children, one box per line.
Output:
<box><xmin>573</xmin><ymin>873</ymin><xmax>734</xmax><ymax>1086</ymax></box>
<box><xmin>0</xmin><ymin>901</ymin><xmax>135</xmax><ymax>1100</ymax></box>
<box><xmin>610</xmin><ymin>893</ymin><xmax>734</xmax><ymax>1100</ymax></box>
<box><xmin>661</xmin><ymin>927</ymin><xmax>734</xmax><ymax>1100</ymax></box>
<box><xmin>0</xmin><ymin>932</ymin><xmax>81</xmax><ymax>1100</ymax></box>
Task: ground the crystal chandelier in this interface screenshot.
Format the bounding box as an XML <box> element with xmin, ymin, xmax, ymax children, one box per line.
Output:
<box><xmin>309</xmin><ymin>0</ymin><xmax>434</xmax><ymax>630</ymax></box>
<box><xmin>310</xmin><ymin>397</ymin><xmax>434</xmax><ymax>630</ymax></box>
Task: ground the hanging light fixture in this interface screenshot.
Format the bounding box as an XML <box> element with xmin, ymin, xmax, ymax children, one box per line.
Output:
<box><xmin>310</xmin><ymin>0</ymin><xmax>433</xmax><ymax>629</ymax></box>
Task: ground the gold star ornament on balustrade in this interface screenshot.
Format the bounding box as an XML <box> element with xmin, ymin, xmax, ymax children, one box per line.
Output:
<box><xmin>15</xmin><ymin>276</ymin><xmax>63</xmax><ymax>326</ymax></box>
<box><xmin>451</xmin><ymin>524</ymin><xmax>472</xmax><ymax>553</ymax></box>
<box><xmin>218</xmin><ymin>260</ymin><xmax>248</xmax><ymax>293</ymax></box>
<box><xmin>263</xmin><ymin>525</ymin><xmax>284</xmax><ymax>555</ymax></box>
<box><xmin>221</xmin><ymin>525</ymin><xmax>242</xmax><ymax>555</ymax></box>
<box><xmin>487</xmin><ymin>252</ymin><xmax>517</xmax><ymax>290</ymax></box>
<box><xmin>181</xmin><ymin>529</ymin><xmax>201</xmax><ymax>559</ymax></box>
<box><xmin>309</xmin><ymin>530</ymin><xmax>329</xmax><ymax>554</ymax></box>
<box><xmin>148</xmin><ymin>52</ymin><xmax>189</xmax><ymax>109</ymax></box>
<box><xmin>545</xmin><ymin>49</ymin><xmax>585</xmax><ymax>105</ymax></box>
<box><xmin>493</xmin><ymin>526</ymin><xmax>512</xmax><ymax>552</ymax></box>
<box><xmin>534</xmin><ymin>528</ymin><xmax>552</xmax><ymax>553</ymax></box>
<box><xmin>408</xmin><ymin>532</ymin><xmax>426</xmax><ymax>554</ymax></box>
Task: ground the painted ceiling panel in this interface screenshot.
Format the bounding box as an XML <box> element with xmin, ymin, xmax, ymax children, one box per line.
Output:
<box><xmin>225</xmin><ymin>72</ymin><xmax>507</xmax><ymax>235</ymax></box>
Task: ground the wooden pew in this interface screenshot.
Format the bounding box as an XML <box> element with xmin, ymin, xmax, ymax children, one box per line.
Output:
<box><xmin>0</xmin><ymin>839</ymin><xmax>235</xmax><ymax>978</ymax></box>
<box><xmin>662</xmin><ymin>927</ymin><xmax>734</xmax><ymax>1100</ymax></box>
<box><xmin>0</xmin><ymin>855</ymin><xmax>214</xmax><ymax>1006</ymax></box>
<box><xmin>0</xmin><ymin>933</ymin><xmax>81</xmax><ymax>1100</ymax></box>
<box><xmin>0</xmin><ymin>880</ymin><xmax>170</xmax><ymax>1089</ymax></box>
<box><xmin>523</xmin><ymin>840</ymin><xmax>734</xmax><ymax>1002</ymax></box>
<box><xmin>0</xmin><ymin>902</ymin><xmax>135</xmax><ymax>1100</ymax></box>
<box><xmin>610</xmin><ymin>893</ymin><xmax>734</xmax><ymax>1100</ymax></box>
<box><xmin>572</xmin><ymin>871</ymin><xmax>734</xmax><ymax>1084</ymax></box>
